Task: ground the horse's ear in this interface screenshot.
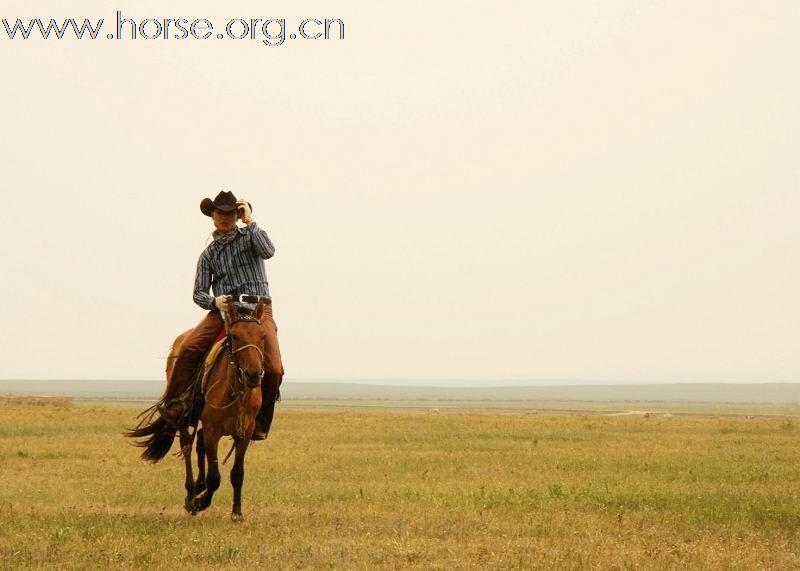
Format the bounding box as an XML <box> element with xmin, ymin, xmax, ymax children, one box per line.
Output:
<box><xmin>255</xmin><ymin>301</ymin><xmax>265</xmax><ymax>320</ymax></box>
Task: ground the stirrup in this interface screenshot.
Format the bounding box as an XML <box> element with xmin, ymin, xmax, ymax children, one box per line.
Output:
<box><xmin>251</xmin><ymin>405</ymin><xmax>275</xmax><ymax>441</ymax></box>
<box><xmin>251</xmin><ymin>427</ymin><xmax>268</xmax><ymax>441</ymax></box>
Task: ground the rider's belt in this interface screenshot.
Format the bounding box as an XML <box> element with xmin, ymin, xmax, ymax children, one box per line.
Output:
<box><xmin>234</xmin><ymin>294</ymin><xmax>271</xmax><ymax>305</ymax></box>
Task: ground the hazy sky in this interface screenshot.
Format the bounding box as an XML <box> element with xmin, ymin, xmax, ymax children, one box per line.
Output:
<box><xmin>1</xmin><ymin>1</ymin><xmax>798</xmax><ymax>384</ymax></box>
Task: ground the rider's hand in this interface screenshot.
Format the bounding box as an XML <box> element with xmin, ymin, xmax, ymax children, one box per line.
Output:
<box><xmin>214</xmin><ymin>295</ymin><xmax>232</xmax><ymax>312</ymax></box>
<box><xmin>236</xmin><ymin>200</ymin><xmax>253</xmax><ymax>224</ymax></box>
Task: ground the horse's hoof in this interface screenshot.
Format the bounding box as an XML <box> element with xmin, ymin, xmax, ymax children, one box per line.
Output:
<box><xmin>192</xmin><ymin>494</ymin><xmax>209</xmax><ymax>513</ymax></box>
<box><xmin>231</xmin><ymin>512</ymin><xmax>244</xmax><ymax>522</ymax></box>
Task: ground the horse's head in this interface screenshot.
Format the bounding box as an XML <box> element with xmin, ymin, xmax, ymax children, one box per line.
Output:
<box><xmin>225</xmin><ymin>302</ymin><xmax>267</xmax><ymax>389</ymax></box>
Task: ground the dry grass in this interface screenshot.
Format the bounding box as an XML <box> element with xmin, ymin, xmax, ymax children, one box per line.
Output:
<box><xmin>0</xmin><ymin>402</ymin><xmax>799</xmax><ymax>569</ymax></box>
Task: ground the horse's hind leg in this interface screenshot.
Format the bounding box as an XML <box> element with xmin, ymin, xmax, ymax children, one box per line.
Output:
<box><xmin>179</xmin><ymin>429</ymin><xmax>196</xmax><ymax>515</ymax></box>
<box><xmin>192</xmin><ymin>428</ymin><xmax>220</xmax><ymax>512</ymax></box>
<box><xmin>230</xmin><ymin>439</ymin><xmax>251</xmax><ymax>522</ymax></box>
<box><xmin>194</xmin><ymin>427</ymin><xmax>206</xmax><ymax>494</ymax></box>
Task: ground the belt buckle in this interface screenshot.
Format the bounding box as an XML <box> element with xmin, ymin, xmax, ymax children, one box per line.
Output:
<box><xmin>236</xmin><ymin>294</ymin><xmax>269</xmax><ymax>305</ymax></box>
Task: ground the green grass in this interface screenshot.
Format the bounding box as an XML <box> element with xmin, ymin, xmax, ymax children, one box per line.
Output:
<box><xmin>1</xmin><ymin>402</ymin><xmax>799</xmax><ymax>569</ymax></box>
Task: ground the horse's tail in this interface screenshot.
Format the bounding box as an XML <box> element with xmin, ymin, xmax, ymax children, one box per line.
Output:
<box><xmin>123</xmin><ymin>407</ymin><xmax>176</xmax><ymax>463</ymax></box>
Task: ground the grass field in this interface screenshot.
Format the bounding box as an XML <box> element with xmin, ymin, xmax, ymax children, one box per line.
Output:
<box><xmin>1</xmin><ymin>401</ymin><xmax>799</xmax><ymax>569</ymax></box>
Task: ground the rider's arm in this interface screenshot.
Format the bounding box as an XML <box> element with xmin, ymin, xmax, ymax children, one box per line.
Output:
<box><xmin>244</xmin><ymin>220</ymin><xmax>275</xmax><ymax>260</ymax></box>
<box><xmin>192</xmin><ymin>252</ymin><xmax>215</xmax><ymax>310</ymax></box>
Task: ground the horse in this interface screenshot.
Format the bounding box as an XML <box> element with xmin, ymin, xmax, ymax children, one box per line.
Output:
<box><xmin>126</xmin><ymin>301</ymin><xmax>270</xmax><ymax>521</ymax></box>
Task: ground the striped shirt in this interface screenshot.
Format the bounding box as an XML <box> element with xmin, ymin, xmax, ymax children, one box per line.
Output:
<box><xmin>193</xmin><ymin>221</ymin><xmax>275</xmax><ymax>310</ymax></box>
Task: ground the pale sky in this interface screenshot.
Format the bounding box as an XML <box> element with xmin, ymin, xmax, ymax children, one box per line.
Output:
<box><xmin>1</xmin><ymin>1</ymin><xmax>798</xmax><ymax>384</ymax></box>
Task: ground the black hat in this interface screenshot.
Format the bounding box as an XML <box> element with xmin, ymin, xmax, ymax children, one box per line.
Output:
<box><xmin>200</xmin><ymin>191</ymin><xmax>238</xmax><ymax>217</ymax></box>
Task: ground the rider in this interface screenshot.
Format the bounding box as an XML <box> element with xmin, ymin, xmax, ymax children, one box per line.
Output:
<box><xmin>159</xmin><ymin>190</ymin><xmax>283</xmax><ymax>440</ymax></box>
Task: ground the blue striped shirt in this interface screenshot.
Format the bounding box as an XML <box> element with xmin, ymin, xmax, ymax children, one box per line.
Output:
<box><xmin>193</xmin><ymin>221</ymin><xmax>275</xmax><ymax>310</ymax></box>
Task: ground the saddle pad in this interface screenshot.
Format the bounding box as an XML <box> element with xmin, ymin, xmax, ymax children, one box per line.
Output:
<box><xmin>199</xmin><ymin>336</ymin><xmax>229</xmax><ymax>394</ymax></box>
<box><xmin>204</xmin><ymin>336</ymin><xmax>227</xmax><ymax>367</ymax></box>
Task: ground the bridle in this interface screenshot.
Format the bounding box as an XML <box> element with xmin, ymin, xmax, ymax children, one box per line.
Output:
<box><xmin>226</xmin><ymin>313</ymin><xmax>265</xmax><ymax>388</ymax></box>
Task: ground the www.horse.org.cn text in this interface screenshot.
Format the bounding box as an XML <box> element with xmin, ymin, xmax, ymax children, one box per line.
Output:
<box><xmin>1</xmin><ymin>11</ymin><xmax>346</xmax><ymax>47</ymax></box>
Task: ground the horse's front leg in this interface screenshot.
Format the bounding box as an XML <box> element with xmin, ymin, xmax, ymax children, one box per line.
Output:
<box><xmin>194</xmin><ymin>427</ymin><xmax>206</xmax><ymax>495</ymax></box>
<box><xmin>179</xmin><ymin>428</ymin><xmax>196</xmax><ymax>515</ymax></box>
<box><xmin>192</xmin><ymin>428</ymin><xmax>221</xmax><ymax>512</ymax></box>
<box><xmin>230</xmin><ymin>438</ymin><xmax>251</xmax><ymax>522</ymax></box>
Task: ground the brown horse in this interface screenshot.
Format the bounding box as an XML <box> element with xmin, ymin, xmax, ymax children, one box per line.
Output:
<box><xmin>126</xmin><ymin>301</ymin><xmax>270</xmax><ymax>521</ymax></box>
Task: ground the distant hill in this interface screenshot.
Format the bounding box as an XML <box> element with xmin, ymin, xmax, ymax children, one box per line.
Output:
<box><xmin>0</xmin><ymin>380</ymin><xmax>797</xmax><ymax>403</ymax></box>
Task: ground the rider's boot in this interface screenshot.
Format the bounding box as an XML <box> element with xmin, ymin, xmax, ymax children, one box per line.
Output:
<box><xmin>159</xmin><ymin>349</ymin><xmax>203</xmax><ymax>430</ymax></box>
<box><xmin>252</xmin><ymin>387</ymin><xmax>279</xmax><ymax>441</ymax></box>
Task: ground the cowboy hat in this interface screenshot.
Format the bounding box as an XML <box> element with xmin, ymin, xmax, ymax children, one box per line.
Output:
<box><xmin>200</xmin><ymin>191</ymin><xmax>252</xmax><ymax>217</ymax></box>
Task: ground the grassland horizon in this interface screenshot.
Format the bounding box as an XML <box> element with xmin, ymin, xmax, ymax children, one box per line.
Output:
<box><xmin>1</xmin><ymin>380</ymin><xmax>798</xmax><ymax>418</ymax></box>
<box><xmin>1</xmin><ymin>379</ymin><xmax>798</xmax><ymax>400</ymax></box>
